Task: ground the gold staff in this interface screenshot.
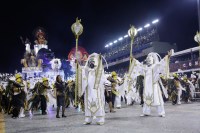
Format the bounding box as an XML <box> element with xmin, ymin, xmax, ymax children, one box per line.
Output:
<box><xmin>127</xmin><ymin>25</ymin><xmax>137</xmax><ymax>92</ymax></box>
<box><xmin>71</xmin><ymin>18</ymin><xmax>83</xmax><ymax>106</ymax></box>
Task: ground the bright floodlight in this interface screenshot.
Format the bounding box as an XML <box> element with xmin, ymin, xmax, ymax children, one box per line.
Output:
<box><xmin>118</xmin><ymin>37</ymin><xmax>123</xmax><ymax>41</ymax></box>
<box><xmin>105</xmin><ymin>44</ymin><xmax>109</xmax><ymax>48</ymax></box>
<box><xmin>109</xmin><ymin>42</ymin><xmax>113</xmax><ymax>46</ymax></box>
<box><xmin>137</xmin><ymin>28</ymin><xmax>143</xmax><ymax>31</ymax></box>
<box><xmin>152</xmin><ymin>19</ymin><xmax>159</xmax><ymax>24</ymax></box>
<box><xmin>124</xmin><ymin>35</ymin><xmax>128</xmax><ymax>38</ymax></box>
<box><xmin>144</xmin><ymin>23</ymin><xmax>150</xmax><ymax>28</ymax></box>
<box><xmin>114</xmin><ymin>40</ymin><xmax>118</xmax><ymax>43</ymax></box>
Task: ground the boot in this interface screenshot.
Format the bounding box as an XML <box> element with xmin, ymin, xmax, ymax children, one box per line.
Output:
<box><xmin>109</xmin><ymin>102</ymin><xmax>115</xmax><ymax>113</ymax></box>
<box><xmin>19</xmin><ymin>108</ymin><xmax>25</xmax><ymax>118</ymax></box>
<box><xmin>62</xmin><ymin>107</ymin><xmax>66</xmax><ymax>118</ymax></box>
<box><xmin>56</xmin><ymin>107</ymin><xmax>60</xmax><ymax>118</ymax></box>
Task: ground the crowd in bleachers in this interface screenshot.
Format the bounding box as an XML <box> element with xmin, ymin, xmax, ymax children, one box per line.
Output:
<box><xmin>103</xmin><ymin>28</ymin><xmax>159</xmax><ymax>61</ymax></box>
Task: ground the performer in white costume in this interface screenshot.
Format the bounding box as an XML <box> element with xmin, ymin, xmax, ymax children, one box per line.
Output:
<box><xmin>128</xmin><ymin>51</ymin><xmax>171</xmax><ymax>117</ymax></box>
<box><xmin>80</xmin><ymin>53</ymin><xmax>106</xmax><ymax>125</ymax></box>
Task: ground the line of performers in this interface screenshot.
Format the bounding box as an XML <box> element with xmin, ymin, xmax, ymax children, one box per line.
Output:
<box><xmin>0</xmin><ymin>50</ymin><xmax>198</xmax><ymax>125</ymax></box>
<box><xmin>0</xmin><ymin>74</ymin><xmax>76</xmax><ymax>119</ymax></box>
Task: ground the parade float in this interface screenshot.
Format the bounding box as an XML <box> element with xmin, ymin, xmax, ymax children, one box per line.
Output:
<box><xmin>20</xmin><ymin>27</ymin><xmax>65</xmax><ymax>85</ymax></box>
<box><xmin>19</xmin><ymin>27</ymin><xmax>89</xmax><ymax>84</ymax></box>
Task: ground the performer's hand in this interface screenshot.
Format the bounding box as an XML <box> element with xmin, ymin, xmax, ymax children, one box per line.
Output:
<box><xmin>167</xmin><ymin>49</ymin><xmax>173</xmax><ymax>57</ymax></box>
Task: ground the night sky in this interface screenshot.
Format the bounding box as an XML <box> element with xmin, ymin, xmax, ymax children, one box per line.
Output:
<box><xmin>0</xmin><ymin>0</ymin><xmax>198</xmax><ymax>73</ymax></box>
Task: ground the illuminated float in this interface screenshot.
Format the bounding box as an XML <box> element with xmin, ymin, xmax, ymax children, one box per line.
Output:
<box><xmin>20</xmin><ymin>27</ymin><xmax>65</xmax><ymax>82</ymax></box>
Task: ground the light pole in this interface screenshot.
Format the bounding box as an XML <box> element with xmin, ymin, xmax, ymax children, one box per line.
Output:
<box><xmin>71</xmin><ymin>18</ymin><xmax>83</xmax><ymax>106</ymax></box>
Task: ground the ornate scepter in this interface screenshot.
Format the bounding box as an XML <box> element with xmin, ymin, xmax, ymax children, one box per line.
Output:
<box><xmin>71</xmin><ymin>18</ymin><xmax>83</xmax><ymax>106</ymax></box>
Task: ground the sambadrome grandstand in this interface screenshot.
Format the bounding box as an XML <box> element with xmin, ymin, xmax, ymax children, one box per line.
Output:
<box><xmin>101</xmin><ymin>19</ymin><xmax>199</xmax><ymax>77</ymax></box>
<box><xmin>100</xmin><ymin>19</ymin><xmax>200</xmax><ymax>100</ymax></box>
<box><xmin>101</xmin><ymin>20</ymin><xmax>177</xmax><ymax>77</ymax></box>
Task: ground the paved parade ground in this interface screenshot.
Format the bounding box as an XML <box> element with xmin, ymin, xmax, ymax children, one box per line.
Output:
<box><xmin>1</xmin><ymin>102</ymin><xmax>200</xmax><ymax>133</ymax></box>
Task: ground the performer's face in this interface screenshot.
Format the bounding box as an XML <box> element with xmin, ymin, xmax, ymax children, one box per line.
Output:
<box><xmin>54</xmin><ymin>60</ymin><xmax>58</xmax><ymax>64</ymax></box>
<box><xmin>57</xmin><ymin>76</ymin><xmax>62</xmax><ymax>82</ymax></box>
<box><xmin>146</xmin><ymin>55</ymin><xmax>154</xmax><ymax>65</ymax></box>
<box><xmin>43</xmin><ymin>81</ymin><xmax>49</xmax><ymax>87</ymax></box>
<box><xmin>88</xmin><ymin>59</ymin><xmax>95</xmax><ymax>69</ymax></box>
<box><xmin>89</xmin><ymin>62</ymin><xmax>95</xmax><ymax>69</ymax></box>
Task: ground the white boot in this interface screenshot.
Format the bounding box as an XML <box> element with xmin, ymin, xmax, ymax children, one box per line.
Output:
<box><xmin>19</xmin><ymin>108</ymin><xmax>25</xmax><ymax>118</ymax></box>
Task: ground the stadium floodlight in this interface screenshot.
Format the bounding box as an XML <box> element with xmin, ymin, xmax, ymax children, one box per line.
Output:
<box><xmin>152</xmin><ymin>19</ymin><xmax>159</xmax><ymax>24</ymax></box>
<box><xmin>144</xmin><ymin>23</ymin><xmax>150</xmax><ymax>28</ymax></box>
<box><xmin>124</xmin><ymin>34</ymin><xmax>128</xmax><ymax>38</ymax></box>
<box><xmin>105</xmin><ymin>44</ymin><xmax>109</xmax><ymax>48</ymax></box>
<box><xmin>118</xmin><ymin>37</ymin><xmax>123</xmax><ymax>41</ymax></box>
<box><xmin>113</xmin><ymin>40</ymin><xmax>118</xmax><ymax>43</ymax></box>
<box><xmin>137</xmin><ymin>27</ymin><xmax>143</xmax><ymax>31</ymax></box>
<box><xmin>109</xmin><ymin>42</ymin><xmax>113</xmax><ymax>46</ymax></box>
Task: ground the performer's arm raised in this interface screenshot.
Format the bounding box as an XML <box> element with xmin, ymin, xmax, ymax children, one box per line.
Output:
<box><xmin>153</xmin><ymin>50</ymin><xmax>172</xmax><ymax>81</ymax></box>
<box><xmin>129</xmin><ymin>58</ymin><xmax>145</xmax><ymax>80</ymax></box>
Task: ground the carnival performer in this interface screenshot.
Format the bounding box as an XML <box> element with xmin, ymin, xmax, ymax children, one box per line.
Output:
<box><xmin>0</xmin><ymin>84</ymin><xmax>8</xmax><ymax>113</ymax></box>
<box><xmin>114</xmin><ymin>73</ymin><xmax>124</xmax><ymax>109</ymax></box>
<box><xmin>182</xmin><ymin>76</ymin><xmax>195</xmax><ymax>103</ymax></box>
<box><xmin>187</xmin><ymin>77</ymin><xmax>195</xmax><ymax>99</ymax></box>
<box><xmin>107</xmin><ymin>71</ymin><xmax>124</xmax><ymax>109</ymax></box>
<box><xmin>107</xmin><ymin>73</ymin><xmax>116</xmax><ymax>108</ymax></box>
<box><xmin>5</xmin><ymin>80</ymin><xmax>14</xmax><ymax>114</ymax></box>
<box><xmin>24</xmin><ymin>81</ymin><xmax>31</xmax><ymax>111</ymax></box>
<box><xmin>54</xmin><ymin>75</ymin><xmax>67</xmax><ymax>118</ymax></box>
<box><xmin>172</xmin><ymin>73</ymin><xmax>183</xmax><ymax>105</ymax></box>
<box><xmin>104</xmin><ymin>77</ymin><xmax>116</xmax><ymax>113</ymax></box>
<box><xmin>28</xmin><ymin>81</ymin><xmax>40</xmax><ymax>114</ymax></box>
<box><xmin>128</xmin><ymin>51</ymin><xmax>172</xmax><ymax>117</ymax></box>
<box><xmin>37</xmin><ymin>77</ymin><xmax>51</xmax><ymax>115</ymax></box>
<box><xmin>10</xmin><ymin>74</ymin><xmax>26</xmax><ymax>118</ymax></box>
<box><xmin>66</xmin><ymin>80</ymin><xmax>75</xmax><ymax>107</ymax></box>
<box><xmin>80</xmin><ymin>53</ymin><xmax>106</xmax><ymax>125</ymax></box>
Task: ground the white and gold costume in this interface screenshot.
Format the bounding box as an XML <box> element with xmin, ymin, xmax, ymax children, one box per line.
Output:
<box><xmin>79</xmin><ymin>53</ymin><xmax>106</xmax><ymax>125</ymax></box>
<box><xmin>128</xmin><ymin>52</ymin><xmax>170</xmax><ymax>117</ymax></box>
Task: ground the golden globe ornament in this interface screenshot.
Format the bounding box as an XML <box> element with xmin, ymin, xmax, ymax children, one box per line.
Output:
<box><xmin>128</xmin><ymin>25</ymin><xmax>137</xmax><ymax>39</ymax></box>
<box><xmin>71</xmin><ymin>18</ymin><xmax>83</xmax><ymax>37</ymax></box>
<box><xmin>194</xmin><ymin>31</ymin><xmax>200</xmax><ymax>61</ymax></box>
<box><xmin>194</xmin><ymin>31</ymin><xmax>200</xmax><ymax>45</ymax></box>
